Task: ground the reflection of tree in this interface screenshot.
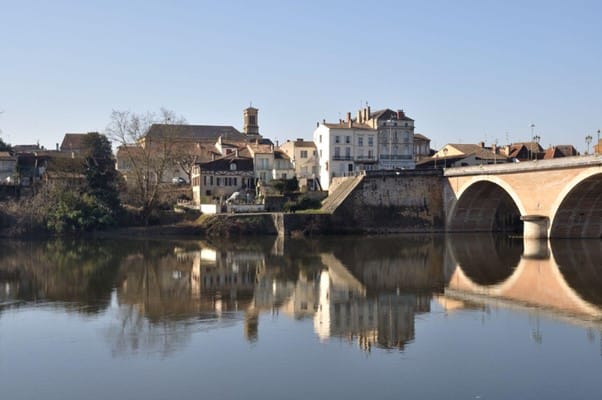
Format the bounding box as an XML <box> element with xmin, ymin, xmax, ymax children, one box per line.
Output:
<box><xmin>105</xmin><ymin>303</ymin><xmax>194</xmax><ymax>358</ymax></box>
<box><xmin>0</xmin><ymin>239</ymin><xmax>125</xmax><ymax>313</ymax></box>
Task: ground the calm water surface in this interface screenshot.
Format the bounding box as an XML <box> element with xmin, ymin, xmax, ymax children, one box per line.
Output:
<box><xmin>0</xmin><ymin>235</ymin><xmax>601</xmax><ymax>400</ymax></box>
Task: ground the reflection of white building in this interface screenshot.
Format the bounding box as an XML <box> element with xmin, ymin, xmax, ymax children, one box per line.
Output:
<box><xmin>312</xmin><ymin>253</ymin><xmax>430</xmax><ymax>350</ymax></box>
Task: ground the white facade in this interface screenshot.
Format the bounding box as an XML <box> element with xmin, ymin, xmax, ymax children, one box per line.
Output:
<box><xmin>313</xmin><ymin>107</ymin><xmax>415</xmax><ymax>190</ymax></box>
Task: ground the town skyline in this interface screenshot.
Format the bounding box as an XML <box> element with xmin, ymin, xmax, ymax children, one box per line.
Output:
<box><xmin>2</xmin><ymin>0</ymin><xmax>601</xmax><ymax>153</ymax></box>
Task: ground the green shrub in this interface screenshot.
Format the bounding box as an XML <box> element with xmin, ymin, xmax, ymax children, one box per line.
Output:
<box><xmin>47</xmin><ymin>191</ymin><xmax>115</xmax><ymax>233</ymax></box>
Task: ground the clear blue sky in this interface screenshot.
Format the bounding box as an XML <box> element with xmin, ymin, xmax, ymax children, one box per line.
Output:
<box><xmin>1</xmin><ymin>0</ymin><xmax>601</xmax><ymax>152</ymax></box>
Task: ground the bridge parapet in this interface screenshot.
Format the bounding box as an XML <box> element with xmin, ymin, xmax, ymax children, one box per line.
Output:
<box><xmin>444</xmin><ymin>155</ymin><xmax>602</xmax><ymax>177</ymax></box>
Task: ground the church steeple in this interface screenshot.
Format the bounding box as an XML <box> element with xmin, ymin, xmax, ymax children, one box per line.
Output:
<box><xmin>243</xmin><ymin>106</ymin><xmax>260</xmax><ymax>137</ymax></box>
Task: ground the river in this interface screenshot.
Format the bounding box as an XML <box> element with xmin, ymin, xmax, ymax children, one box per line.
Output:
<box><xmin>0</xmin><ymin>235</ymin><xmax>600</xmax><ymax>399</ymax></box>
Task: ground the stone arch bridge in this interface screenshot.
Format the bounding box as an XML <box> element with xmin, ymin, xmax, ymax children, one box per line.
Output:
<box><xmin>444</xmin><ymin>155</ymin><xmax>602</xmax><ymax>238</ymax></box>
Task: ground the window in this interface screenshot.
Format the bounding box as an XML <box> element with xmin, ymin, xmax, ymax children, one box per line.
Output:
<box><xmin>319</xmin><ymin>149</ymin><xmax>322</xmax><ymax>158</ymax></box>
<box><xmin>334</xmin><ymin>147</ymin><xmax>340</xmax><ymax>157</ymax></box>
<box><xmin>300</xmin><ymin>150</ymin><xmax>308</xmax><ymax>158</ymax></box>
<box><xmin>358</xmin><ymin>136</ymin><xmax>363</xmax><ymax>146</ymax></box>
<box><xmin>345</xmin><ymin>147</ymin><xmax>351</xmax><ymax>158</ymax></box>
<box><xmin>210</xmin><ymin>176</ymin><xmax>214</xmax><ymax>185</ymax></box>
<box><xmin>345</xmin><ymin>136</ymin><xmax>351</xmax><ymax>144</ymax></box>
<box><xmin>216</xmin><ymin>177</ymin><xmax>221</xmax><ymax>186</ymax></box>
<box><xmin>233</xmin><ymin>178</ymin><xmax>237</xmax><ymax>186</ymax></box>
<box><xmin>230</xmin><ymin>163</ymin><xmax>237</xmax><ymax>171</ymax></box>
<box><xmin>335</xmin><ymin>135</ymin><xmax>340</xmax><ymax>144</ymax></box>
<box><xmin>249</xmin><ymin>115</ymin><xmax>256</xmax><ymax>125</ymax></box>
<box><xmin>368</xmin><ymin>136</ymin><xmax>374</xmax><ymax>146</ymax></box>
<box><xmin>319</xmin><ymin>135</ymin><xmax>322</xmax><ymax>143</ymax></box>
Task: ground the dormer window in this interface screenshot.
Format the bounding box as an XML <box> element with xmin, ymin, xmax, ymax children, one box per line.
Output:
<box><xmin>230</xmin><ymin>163</ymin><xmax>237</xmax><ymax>171</ymax></box>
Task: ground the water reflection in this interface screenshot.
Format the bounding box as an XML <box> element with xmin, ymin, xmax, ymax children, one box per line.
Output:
<box><xmin>0</xmin><ymin>234</ymin><xmax>601</xmax><ymax>355</ymax></box>
<box><xmin>444</xmin><ymin>235</ymin><xmax>602</xmax><ymax>319</ymax></box>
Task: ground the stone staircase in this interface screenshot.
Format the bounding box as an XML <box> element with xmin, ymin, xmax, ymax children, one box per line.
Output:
<box><xmin>320</xmin><ymin>174</ymin><xmax>365</xmax><ymax>214</ymax></box>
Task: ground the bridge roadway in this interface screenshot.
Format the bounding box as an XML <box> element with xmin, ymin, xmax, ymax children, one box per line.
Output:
<box><xmin>443</xmin><ymin>155</ymin><xmax>602</xmax><ymax>238</ymax></box>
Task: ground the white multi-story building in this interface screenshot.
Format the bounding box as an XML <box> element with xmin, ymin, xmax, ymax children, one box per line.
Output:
<box><xmin>313</xmin><ymin>106</ymin><xmax>416</xmax><ymax>190</ymax></box>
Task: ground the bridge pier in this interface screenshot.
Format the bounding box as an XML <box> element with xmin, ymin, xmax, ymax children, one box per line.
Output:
<box><xmin>522</xmin><ymin>238</ymin><xmax>550</xmax><ymax>259</ymax></box>
<box><xmin>521</xmin><ymin>215</ymin><xmax>549</xmax><ymax>239</ymax></box>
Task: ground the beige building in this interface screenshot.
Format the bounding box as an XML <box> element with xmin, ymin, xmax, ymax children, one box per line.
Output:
<box><xmin>246</xmin><ymin>142</ymin><xmax>295</xmax><ymax>184</ymax></box>
<box><xmin>278</xmin><ymin>138</ymin><xmax>320</xmax><ymax>190</ymax></box>
<box><xmin>413</xmin><ymin>133</ymin><xmax>432</xmax><ymax>161</ymax></box>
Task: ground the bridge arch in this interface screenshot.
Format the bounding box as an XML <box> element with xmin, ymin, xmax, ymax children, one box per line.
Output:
<box><xmin>447</xmin><ymin>176</ymin><xmax>526</xmax><ymax>233</ymax></box>
<box><xmin>549</xmin><ymin>170</ymin><xmax>602</xmax><ymax>238</ymax></box>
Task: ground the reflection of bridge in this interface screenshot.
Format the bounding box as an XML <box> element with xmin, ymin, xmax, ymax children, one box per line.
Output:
<box><xmin>444</xmin><ymin>236</ymin><xmax>602</xmax><ymax>318</ymax></box>
<box><xmin>445</xmin><ymin>156</ymin><xmax>602</xmax><ymax>238</ymax></box>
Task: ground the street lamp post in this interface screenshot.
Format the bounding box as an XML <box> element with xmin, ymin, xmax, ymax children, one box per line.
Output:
<box><xmin>586</xmin><ymin>134</ymin><xmax>593</xmax><ymax>155</ymax></box>
<box><xmin>529</xmin><ymin>123</ymin><xmax>535</xmax><ymax>160</ymax></box>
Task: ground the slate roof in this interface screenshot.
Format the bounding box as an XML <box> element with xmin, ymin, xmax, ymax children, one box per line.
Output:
<box><xmin>369</xmin><ymin>108</ymin><xmax>414</xmax><ymax>122</ymax></box>
<box><xmin>198</xmin><ymin>153</ymin><xmax>254</xmax><ymax>172</ymax></box>
<box><xmin>60</xmin><ymin>133</ymin><xmax>89</xmax><ymax>151</ymax></box>
<box><xmin>146</xmin><ymin>124</ymin><xmax>247</xmax><ymax>142</ymax></box>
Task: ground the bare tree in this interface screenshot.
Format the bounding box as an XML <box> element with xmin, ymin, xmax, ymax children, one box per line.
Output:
<box><xmin>106</xmin><ymin>108</ymin><xmax>186</xmax><ymax>225</ymax></box>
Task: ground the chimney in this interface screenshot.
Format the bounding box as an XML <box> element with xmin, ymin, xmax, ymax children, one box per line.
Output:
<box><xmin>363</xmin><ymin>107</ymin><xmax>367</xmax><ymax>122</ymax></box>
<box><xmin>357</xmin><ymin>110</ymin><xmax>362</xmax><ymax>124</ymax></box>
<box><xmin>56</xmin><ymin>143</ymin><xmax>59</xmax><ymax>151</ymax></box>
<box><xmin>367</xmin><ymin>106</ymin><xmax>371</xmax><ymax>119</ymax></box>
<box><xmin>479</xmin><ymin>141</ymin><xmax>485</xmax><ymax>148</ymax></box>
<box><xmin>346</xmin><ymin>112</ymin><xmax>351</xmax><ymax>123</ymax></box>
<box><xmin>492</xmin><ymin>143</ymin><xmax>497</xmax><ymax>154</ymax></box>
<box><xmin>276</xmin><ymin>140</ymin><xmax>279</xmax><ymax>147</ymax></box>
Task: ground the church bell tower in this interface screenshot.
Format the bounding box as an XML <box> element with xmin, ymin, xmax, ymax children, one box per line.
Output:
<box><xmin>243</xmin><ymin>106</ymin><xmax>260</xmax><ymax>138</ymax></box>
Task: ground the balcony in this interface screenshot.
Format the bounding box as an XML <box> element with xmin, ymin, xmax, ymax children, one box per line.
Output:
<box><xmin>355</xmin><ymin>155</ymin><xmax>377</xmax><ymax>163</ymax></box>
<box><xmin>379</xmin><ymin>154</ymin><xmax>413</xmax><ymax>160</ymax></box>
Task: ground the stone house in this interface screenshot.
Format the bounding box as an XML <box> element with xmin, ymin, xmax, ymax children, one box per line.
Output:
<box><xmin>191</xmin><ymin>151</ymin><xmax>255</xmax><ymax>205</ymax></box>
<box><xmin>116</xmin><ymin>107</ymin><xmax>272</xmax><ymax>184</ymax></box>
